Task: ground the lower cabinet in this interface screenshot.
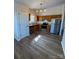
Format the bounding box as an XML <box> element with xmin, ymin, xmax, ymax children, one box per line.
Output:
<box><xmin>29</xmin><ymin>24</ymin><xmax>40</xmax><ymax>34</ymax></box>
<box><xmin>29</xmin><ymin>24</ymin><xmax>50</xmax><ymax>34</ymax></box>
<box><xmin>29</xmin><ymin>26</ymin><xmax>34</xmax><ymax>34</ymax></box>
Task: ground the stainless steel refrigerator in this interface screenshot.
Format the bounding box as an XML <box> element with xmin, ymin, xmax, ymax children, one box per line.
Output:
<box><xmin>50</xmin><ymin>19</ymin><xmax>61</xmax><ymax>35</ymax></box>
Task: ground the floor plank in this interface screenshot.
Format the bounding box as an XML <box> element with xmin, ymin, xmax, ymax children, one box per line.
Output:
<box><xmin>14</xmin><ymin>32</ymin><xmax>64</xmax><ymax>59</ymax></box>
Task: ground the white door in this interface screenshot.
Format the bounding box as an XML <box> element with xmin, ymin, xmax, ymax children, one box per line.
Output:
<box><xmin>14</xmin><ymin>12</ymin><xmax>20</xmax><ymax>41</ymax></box>
<box><xmin>19</xmin><ymin>12</ymin><xmax>29</xmax><ymax>39</ymax></box>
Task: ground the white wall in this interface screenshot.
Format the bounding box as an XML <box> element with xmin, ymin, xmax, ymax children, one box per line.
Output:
<box><xmin>14</xmin><ymin>2</ymin><xmax>36</xmax><ymax>41</ymax></box>
<box><xmin>61</xmin><ymin>32</ymin><xmax>65</xmax><ymax>53</ymax></box>
<box><xmin>14</xmin><ymin>2</ymin><xmax>36</xmax><ymax>16</ymax></box>
<box><xmin>38</xmin><ymin>4</ymin><xmax>65</xmax><ymax>16</ymax></box>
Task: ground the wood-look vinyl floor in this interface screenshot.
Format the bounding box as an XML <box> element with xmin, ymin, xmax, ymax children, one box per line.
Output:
<box><xmin>14</xmin><ymin>31</ymin><xmax>64</xmax><ymax>59</ymax></box>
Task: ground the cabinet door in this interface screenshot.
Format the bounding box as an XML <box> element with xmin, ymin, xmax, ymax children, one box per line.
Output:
<box><xmin>34</xmin><ymin>25</ymin><xmax>39</xmax><ymax>31</ymax></box>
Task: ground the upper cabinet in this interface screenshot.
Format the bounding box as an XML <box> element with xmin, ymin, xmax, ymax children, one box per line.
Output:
<box><xmin>37</xmin><ymin>15</ymin><xmax>62</xmax><ymax>21</ymax></box>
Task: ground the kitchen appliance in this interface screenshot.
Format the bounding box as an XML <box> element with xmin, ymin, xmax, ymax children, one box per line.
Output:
<box><xmin>50</xmin><ymin>19</ymin><xmax>61</xmax><ymax>35</ymax></box>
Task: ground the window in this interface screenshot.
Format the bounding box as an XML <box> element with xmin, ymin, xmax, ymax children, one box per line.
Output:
<box><xmin>30</xmin><ymin>14</ymin><xmax>36</xmax><ymax>23</ymax></box>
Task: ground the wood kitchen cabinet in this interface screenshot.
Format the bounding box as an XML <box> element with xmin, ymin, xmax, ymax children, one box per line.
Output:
<box><xmin>37</xmin><ymin>15</ymin><xmax>62</xmax><ymax>22</ymax></box>
<box><xmin>29</xmin><ymin>24</ymin><xmax>40</xmax><ymax>34</ymax></box>
<box><xmin>46</xmin><ymin>25</ymin><xmax>50</xmax><ymax>32</ymax></box>
<box><xmin>29</xmin><ymin>26</ymin><xmax>34</xmax><ymax>34</ymax></box>
<box><xmin>34</xmin><ymin>24</ymin><xmax>40</xmax><ymax>31</ymax></box>
<box><xmin>29</xmin><ymin>24</ymin><xmax>51</xmax><ymax>34</ymax></box>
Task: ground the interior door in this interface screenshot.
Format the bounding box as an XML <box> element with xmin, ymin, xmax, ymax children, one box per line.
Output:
<box><xmin>18</xmin><ymin>11</ymin><xmax>29</xmax><ymax>39</ymax></box>
<box><xmin>14</xmin><ymin>11</ymin><xmax>21</xmax><ymax>41</ymax></box>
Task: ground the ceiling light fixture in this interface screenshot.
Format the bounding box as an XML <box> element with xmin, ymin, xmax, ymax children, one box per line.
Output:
<box><xmin>36</xmin><ymin>0</ymin><xmax>46</xmax><ymax>13</ymax></box>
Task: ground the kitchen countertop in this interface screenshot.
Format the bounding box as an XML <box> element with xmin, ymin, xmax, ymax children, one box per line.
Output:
<box><xmin>29</xmin><ymin>23</ymin><xmax>51</xmax><ymax>27</ymax></box>
<box><xmin>29</xmin><ymin>23</ymin><xmax>39</xmax><ymax>26</ymax></box>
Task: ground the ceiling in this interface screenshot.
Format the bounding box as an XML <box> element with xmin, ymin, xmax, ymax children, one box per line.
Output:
<box><xmin>15</xmin><ymin>0</ymin><xmax>65</xmax><ymax>9</ymax></box>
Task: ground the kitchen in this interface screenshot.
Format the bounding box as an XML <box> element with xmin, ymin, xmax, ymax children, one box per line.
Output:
<box><xmin>14</xmin><ymin>0</ymin><xmax>65</xmax><ymax>59</ymax></box>
<box><xmin>29</xmin><ymin>14</ymin><xmax>62</xmax><ymax>34</ymax></box>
